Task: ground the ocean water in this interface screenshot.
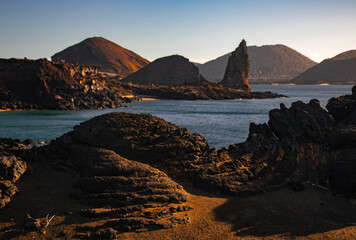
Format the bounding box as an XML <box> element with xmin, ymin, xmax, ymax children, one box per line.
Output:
<box><xmin>0</xmin><ymin>85</ymin><xmax>353</xmax><ymax>148</ymax></box>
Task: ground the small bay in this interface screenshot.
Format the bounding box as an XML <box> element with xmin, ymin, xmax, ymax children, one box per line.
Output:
<box><xmin>0</xmin><ymin>85</ymin><xmax>352</xmax><ymax>148</ymax></box>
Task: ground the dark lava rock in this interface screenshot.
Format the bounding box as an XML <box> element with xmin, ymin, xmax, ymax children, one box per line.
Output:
<box><xmin>37</xmin><ymin>132</ymin><xmax>191</xmax><ymax>234</ymax></box>
<box><xmin>326</xmin><ymin>85</ymin><xmax>356</xmax><ymax>122</ymax></box>
<box><xmin>0</xmin><ymin>138</ymin><xmax>28</xmax><ymax>209</ymax></box>
<box><xmin>269</xmin><ymin>99</ymin><xmax>334</xmax><ymax>143</ymax></box>
<box><xmin>326</xmin><ymin>86</ymin><xmax>356</xmax><ymax>195</ymax></box>
<box><xmin>120</xmin><ymin>80</ymin><xmax>285</xmax><ymax>100</ymax></box>
<box><xmin>0</xmin><ymin>58</ymin><xmax>122</xmax><ymax>110</ymax></box>
<box><xmin>121</xmin><ymin>55</ymin><xmax>206</xmax><ymax>86</ymax></box>
<box><xmin>220</xmin><ymin>39</ymin><xmax>251</xmax><ymax>91</ymax></box>
<box><xmin>59</xmin><ymin>107</ymin><xmax>334</xmax><ymax>196</ymax></box>
<box><xmin>63</xmin><ymin>85</ymin><xmax>356</xmax><ymax>197</ymax></box>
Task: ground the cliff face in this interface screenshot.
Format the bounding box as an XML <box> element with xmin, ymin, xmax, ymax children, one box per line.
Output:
<box><xmin>51</xmin><ymin>37</ymin><xmax>150</xmax><ymax>78</ymax></box>
<box><xmin>121</xmin><ymin>55</ymin><xmax>205</xmax><ymax>86</ymax></box>
<box><xmin>220</xmin><ymin>40</ymin><xmax>251</xmax><ymax>91</ymax></box>
<box><xmin>292</xmin><ymin>50</ymin><xmax>356</xmax><ymax>84</ymax></box>
<box><xmin>0</xmin><ymin>58</ymin><xmax>122</xmax><ymax>110</ymax></box>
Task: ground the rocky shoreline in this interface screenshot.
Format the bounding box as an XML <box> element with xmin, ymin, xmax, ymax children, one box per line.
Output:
<box><xmin>0</xmin><ymin>85</ymin><xmax>355</xmax><ymax>238</ymax></box>
<box><xmin>0</xmin><ymin>58</ymin><xmax>125</xmax><ymax>111</ymax></box>
<box><xmin>0</xmin><ymin>58</ymin><xmax>284</xmax><ymax>111</ymax></box>
<box><xmin>119</xmin><ymin>80</ymin><xmax>285</xmax><ymax>100</ymax></box>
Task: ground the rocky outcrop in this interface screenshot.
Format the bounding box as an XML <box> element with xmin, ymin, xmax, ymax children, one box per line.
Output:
<box><xmin>0</xmin><ymin>138</ymin><xmax>28</xmax><ymax>209</ymax></box>
<box><xmin>60</xmin><ymin>109</ymin><xmax>328</xmax><ymax>196</ymax></box>
<box><xmin>198</xmin><ymin>44</ymin><xmax>316</xmax><ymax>83</ymax></box>
<box><xmin>60</xmin><ymin>85</ymin><xmax>355</xmax><ymax>197</ymax></box>
<box><xmin>30</xmin><ymin>130</ymin><xmax>192</xmax><ymax>235</ymax></box>
<box><xmin>120</xmin><ymin>80</ymin><xmax>285</xmax><ymax>100</ymax></box>
<box><xmin>51</xmin><ymin>37</ymin><xmax>150</xmax><ymax>78</ymax></box>
<box><xmin>121</xmin><ymin>55</ymin><xmax>206</xmax><ymax>86</ymax></box>
<box><xmin>220</xmin><ymin>40</ymin><xmax>251</xmax><ymax>91</ymax></box>
<box><xmin>0</xmin><ymin>58</ymin><xmax>123</xmax><ymax>110</ymax></box>
<box><xmin>326</xmin><ymin>85</ymin><xmax>356</xmax><ymax>194</ymax></box>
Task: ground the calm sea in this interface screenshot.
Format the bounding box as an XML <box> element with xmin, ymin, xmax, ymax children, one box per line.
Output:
<box><xmin>0</xmin><ymin>85</ymin><xmax>353</xmax><ymax>148</ymax></box>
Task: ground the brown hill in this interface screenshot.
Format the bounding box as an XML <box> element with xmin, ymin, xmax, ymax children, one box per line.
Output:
<box><xmin>51</xmin><ymin>37</ymin><xmax>149</xmax><ymax>78</ymax></box>
<box><xmin>121</xmin><ymin>55</ymin><xmax>205</xmax><ymax>86</ymax></box>
<box><xmin>292</xmin><ymin>50</ymin><xmax>356</xmax><ymax>84</ymax></box>
<box><xmin>198</xmin><ymin>44</ymin><xmax>316</xmax><ymax>83</ymax></box>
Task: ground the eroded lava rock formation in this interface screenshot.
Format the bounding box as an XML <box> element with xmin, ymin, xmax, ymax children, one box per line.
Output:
<box><xmin>220</xmin><ymin>39</ymin><xmax>251</xmax><ymax>91</ymax></box>
<box><xmin>0</xmin><ymin>58</ymin><xmax>123</xmax><ymax>110</ymax></box>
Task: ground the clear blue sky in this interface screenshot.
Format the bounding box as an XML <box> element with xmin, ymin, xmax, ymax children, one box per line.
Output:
<box><xmin>0</xmin><ymin>0</ymin><xmax>355</xmax><ymax>63</ymax></box>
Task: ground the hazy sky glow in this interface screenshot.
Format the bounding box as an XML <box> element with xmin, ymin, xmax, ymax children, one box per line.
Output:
<box><xmin>1</xmin><ymin>0</ymin><xmax>355</xmax><ymax>63</ymax></box>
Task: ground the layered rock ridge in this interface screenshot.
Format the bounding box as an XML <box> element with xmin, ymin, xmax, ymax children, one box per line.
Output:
<box><xmin>31</xmin><ymin>130</ymin><xmax>192</xmax><ymax>236</ymax></box>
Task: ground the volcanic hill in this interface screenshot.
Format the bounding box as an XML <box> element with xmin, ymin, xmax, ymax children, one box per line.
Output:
<box><xmin>51</xmin><ymin>37</ymin><xmax>149</xmax><ymax>78</ymax></box>
<box><xmin>198</xmin><ymin>44</ymin><xmax>316</xmax><ymax>83</ymax></box>
<box><xmin>292</xmin><ymin>50</ymin><xmax>356</xmax><ymax>84</ymax></box>
<box><xmin>121</xmin><ymin>55</ymin><xmax>205</xmax><ymax>86</ymax></box>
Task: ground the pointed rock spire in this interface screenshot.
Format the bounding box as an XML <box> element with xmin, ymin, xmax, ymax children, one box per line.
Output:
<box><xmin>220</xmin><ymin>39</ymin><xmax>251</xmax><ymax>91</ymax></box>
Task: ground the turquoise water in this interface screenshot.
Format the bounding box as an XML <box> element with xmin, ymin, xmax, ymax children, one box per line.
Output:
<box><xmin>0</xmin><ymin>85</ymin><xmax>353</xmax><ymax>148</ymax></box>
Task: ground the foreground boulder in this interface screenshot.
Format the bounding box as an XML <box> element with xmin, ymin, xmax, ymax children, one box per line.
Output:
<box><xmin>34</xmin><ymin>132</ymin><xmax>191</xmax><ymax>235</ymax></box>
<box><xmin>0</xmin><ymin>58</ymin><xmax>122</xmax><ymax>110</ymax></box>
<box><xmin>220</xmin><ymin>39</ymin><xmax>251</xmax><ymax>91</ymax></box>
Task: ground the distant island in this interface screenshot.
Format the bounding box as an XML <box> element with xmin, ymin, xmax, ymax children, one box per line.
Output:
<box><xmin>0</xmin><ymin>39</ymin><xmax>284</xmax><ymax>111</ymax></box>
<box><xmin>52</xmin><ymin>37</ymin><xmax>150</xmax><ymax>79</ymax></box>
<box><xmin>196</xmin><ymin>44</ymin><xmax>317</xmax><ymax>84</ymax></box>
<box><xmin>119</xmin><ymin>40</ymin><xmax>284</xmax><ymax>100</ymax></box>
<box><xmin>290</xmin><ymin>50</ymin><xmax>356</xmax><ymax>84</ymax></box>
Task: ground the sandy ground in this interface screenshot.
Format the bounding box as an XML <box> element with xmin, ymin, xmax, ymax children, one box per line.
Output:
<box><xmin>0</xmin><ymin>165</ymin><xmax>355</xmax><ymax>240</ymax></box>
<box><xmin>139</xmin><ymin>97</ymin><xmax>160</xmax><ymax>101</ymax></box>
<box><xmin>121</xmin><ymin>94</ymin><xmax>160</xmax><ymax>101</ymax></box>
